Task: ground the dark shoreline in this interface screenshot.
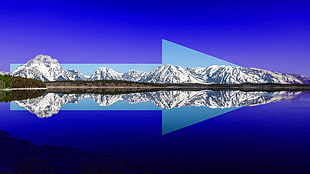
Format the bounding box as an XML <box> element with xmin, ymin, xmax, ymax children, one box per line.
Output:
<box><xmin>46</xmin><ymin>83</ymin><xmax>310</xmax><ymax>92</ymax></box>
<box><xmin>167</xmin><ymin>83</ymin><xmax>310</xmax><ymax>92</ymax></box>
<box><xmin>45</xmin><ymin>80</ymin><xmax>310</xmax><ymax>91</ymax></box>
<box><xmin>1</xmin><ymin>83</ymin><xmax>310</xmax><ymax>102</ymax></box>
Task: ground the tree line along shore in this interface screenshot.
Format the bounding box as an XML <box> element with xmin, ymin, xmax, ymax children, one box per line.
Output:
<box><xmin>0</xmin><ymin>74</ymin><xmax>46</xmax><ymax>89</ymax></box>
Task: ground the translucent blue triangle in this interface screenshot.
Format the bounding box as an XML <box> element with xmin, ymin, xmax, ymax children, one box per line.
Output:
<box><xmin>161</xmin><ymin>39</ymin><xmax>241</xmax><ymax>135</ymax></box>
<box><xmin>162</xmin><ymin>107</ymin><xmax>239</xmax><ymax>135</ymax></box>
<box><xmin>162</xmin><ymin>39</ymin><xmax>239</xmax><ymax>67</ymax></box>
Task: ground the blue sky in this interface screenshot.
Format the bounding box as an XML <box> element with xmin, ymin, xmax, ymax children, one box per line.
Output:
<box><xmin>1</xmin><ymin>0</ymin><xmax>310</xmax><ymax>76</ymax></box>
<box><xmin>10</xmin><ymin>39</ymin><xmax>239</xmax><ymax>75</ymax></box>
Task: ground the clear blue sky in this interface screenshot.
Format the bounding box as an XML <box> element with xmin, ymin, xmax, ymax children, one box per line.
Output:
<box><xmin>1</xmin><ymin>0</ymin><xmax>310</xmax><ymax>76</ymax></box>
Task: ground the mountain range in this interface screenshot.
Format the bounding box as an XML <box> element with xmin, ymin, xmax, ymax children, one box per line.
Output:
<box><xmin>14</xmin><ymin>90</ymin><xmax>301</xmax><ymax>118</ymax></box>
<box><xmin>10</xmin><ymin>55</ymin><xmax>310</xmax><ymax>84</ymax></box>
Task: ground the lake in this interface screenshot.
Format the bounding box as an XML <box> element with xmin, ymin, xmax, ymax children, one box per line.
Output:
<box><xmin>0</xmin><ymin>90</ymin><xmax>310</xmax><ymax>174</ymax></box>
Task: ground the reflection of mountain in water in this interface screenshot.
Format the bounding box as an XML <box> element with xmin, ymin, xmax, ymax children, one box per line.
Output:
<box><xmin>14</xmin><ymin>90</ymin><xmax>301</xmax><ymax>118</ymax></box>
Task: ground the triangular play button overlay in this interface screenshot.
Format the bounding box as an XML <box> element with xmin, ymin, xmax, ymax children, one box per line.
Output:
<box><xmin>162</xmin><ymin>39</ymin><xmax>238</xmax><ymax>67</ymax></box>
<box><xmin>162</xmin><ymin>107</ymin><xmax>239</xmax><ymax>135</ymax></box>
<box><xmin>161</xmin><ymin>39</ymin><xmax>241</xmax><ymax>135</ymax></box>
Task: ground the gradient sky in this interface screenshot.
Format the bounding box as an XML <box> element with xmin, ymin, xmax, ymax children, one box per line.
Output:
<box><xmin>0</xmin><ymin>0</ymin><xmax>309</xmax><ymax>76</ymax></box>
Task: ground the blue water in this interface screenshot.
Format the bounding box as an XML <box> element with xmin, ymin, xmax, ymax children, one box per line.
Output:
<box><xmin>0</xmin><ymin>92</ymin><xmax>310</xmax><ymax>174</ymax></box>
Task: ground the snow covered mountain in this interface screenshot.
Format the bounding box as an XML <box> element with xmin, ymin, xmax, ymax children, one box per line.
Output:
<box><xmin>122</xmin><ymin>70</ymin><xmax>148</xmax><ymax>81</ymax></box>
<box><xmin>140</xmin><ymin>64</ymin><xmax>205</xmax><ymax>83</ymax></box>
<box><xmin>89</xmin><ymin>68</ymin><xmax>148</xmax><ymax>81</ymax></box>
<box><xmin>10</xmin><ymin>55</ymin><xmax>309</xmax><ymax>84</ymax></box>
<box><xmin>188</xmin><ymin>65</ymin><xmax>306</xmax><ymax>84</ymax></box>
<box><xmin>87</xmin><ymin>64</ymin><xmax>308</xmax><ymax>84</ymax></box>
<box><xmin>89</xmin><ymin>67</ymin><xmax>123</xmax><ymax>80</ymax></box>
<box><xmin>14</xmin><ymin>90</ymin><xmax>302</xmax><ymax>118</ymax></box>
<box><xmin>11</xmin><ymin>55</ymin><xmax>87</xmax><ymax>81</ymax></box>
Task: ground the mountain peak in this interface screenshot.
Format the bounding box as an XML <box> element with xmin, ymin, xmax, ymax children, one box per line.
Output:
<box><xmin>34</xmin><ymin>54</ymin><xmax>53</xmax><ymax>60</ymax></box>
<box><xmin>127</xmin><ymin>69</ymin><xmax>141</xmax><ymax>72</ymax></box>
<box><xmin>27</xmin><ymin>55</ymin><xmax>59</xmax><ymax>66</ymax></box>
<box><xmin>122</xmin><ymin>69</ymin><xmax>147</xmax><ymax>81</ymax></box>
<box><xmin>11</xmin><ymin>55</ymin><xmax>87</xmax><ymax>81</ymax></box>
<box><xmin>160</xmin><ymin>64</ymin><xmax>175</xmax><ymax>68</ymax></box>
<box><xmin>90</xmin><ymin>67</ymin><xmax>123</xmax><ymax>80</ymax></box>
<box><xmin>97</xmin><ymin>67</ymin><xmax>114</xmax><ymax>71</ymax></box>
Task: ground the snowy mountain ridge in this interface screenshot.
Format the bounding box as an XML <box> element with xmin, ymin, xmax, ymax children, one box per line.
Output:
<box><xmin>10</xmin><ymin>55</ymin><xmax>309</xmax><ymax>84</ymax></box>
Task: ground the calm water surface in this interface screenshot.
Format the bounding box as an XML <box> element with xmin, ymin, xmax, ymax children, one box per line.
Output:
<box><xmin>0</xmin><ymin>90</ymin><xmax>309</xmax><ymax>174</ymax></box>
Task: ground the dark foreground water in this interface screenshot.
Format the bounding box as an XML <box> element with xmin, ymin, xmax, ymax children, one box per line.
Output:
<box><xmin>0</xmin><ymin>90</ymin><xmax>309</xmax><ymax>174</ymax></box>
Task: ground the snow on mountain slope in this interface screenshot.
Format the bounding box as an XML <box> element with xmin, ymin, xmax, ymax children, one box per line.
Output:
<box><xmin>11</xmin><ymin>55</ymin><xmax>87</xmax><ymax>81</ymax></box>
<box><xmin>188</xmin><ymin>65</ymin><xmax>306</xmax><ymax>84</ymax></box>
<box><xmin>89</xmin><ymin>67</ymin><xmax>123</xmax><ymax>80</ymax></box>
<box><xmin>246</xmin><ymin>67</ymin><xmax>305</xmax><ymax>84</ymax></box>
<box><xmin>122</xmin><ymin>70</ymin><xmax>147</xmax><ymax>81</ymax></box>
<box><xmin>140</xmin><ymin>64</ymin><xmax>205</xmax><ymax>83</ymax></box>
